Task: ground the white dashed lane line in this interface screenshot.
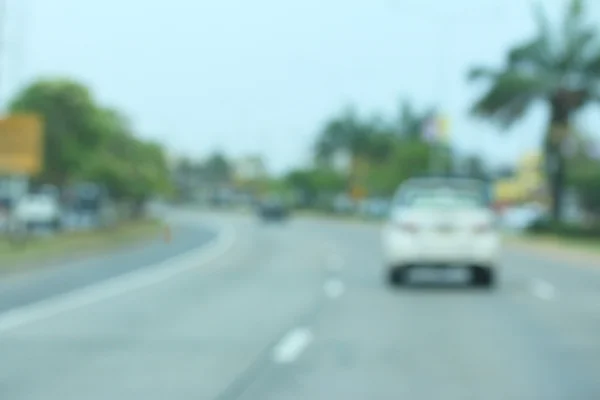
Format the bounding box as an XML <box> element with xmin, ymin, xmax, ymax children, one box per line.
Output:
<box><xmin>272</xmin><ymin>327</ymin><xmax>313</xmax><ymax>364</ymax></box>
<box><xmin>324</xmin><ymin>279</ymin><xmax>345</xmax><ymax>299</ymax></box>
<box><xmin>531</xmin><ymin>279</ymin><xmax>556</xmax><ymax>300</ymax></box>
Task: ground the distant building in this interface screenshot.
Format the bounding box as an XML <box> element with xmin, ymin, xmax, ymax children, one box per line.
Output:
<box><xmin>233</xmin><ymin>155</ymin><xmax>267</xmax><ymax>182</ymax></box>
<box><xmin>332</xmin><ymin>150</ymin><xmax>351</xmax><ymax>175</ymax></box>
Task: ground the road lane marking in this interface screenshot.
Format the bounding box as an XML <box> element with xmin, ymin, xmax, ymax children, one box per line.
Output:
<box><xmin>272</xmin><ymin>327</ymin><xmax>313</xmax><ymax>364</ymax></box>
<box><xmin>0</xmin><ymin>224</ymin><xmax>236</xmax><ymax>334</ymax></box>
<box><xmin>328</xmin><ymin>254</ymin><xmax>344</xmax><ymax>270</ymax></box>
<box><xmin>324</xmin><ymin>279</ymin><xmax>345</xmax><ymax>298</ymax></box>
<box><xmin>531</xmin><ymin>279</ymin><xmax>556</xmax><ymax>300</ymax></box>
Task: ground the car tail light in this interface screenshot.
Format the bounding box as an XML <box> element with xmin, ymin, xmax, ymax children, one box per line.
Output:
<box><xmin>397</xmin><ymin>222</ymin><xmax>419</xmax><ymax>233</ymax></box>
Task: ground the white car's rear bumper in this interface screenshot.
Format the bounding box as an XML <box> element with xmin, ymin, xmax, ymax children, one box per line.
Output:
<box><xmin>382</xmin><ymin>228</ymin><xmax>501</xmax><ymax>267</ymax></box>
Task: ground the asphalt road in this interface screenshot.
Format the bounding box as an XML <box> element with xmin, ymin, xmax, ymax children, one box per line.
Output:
<box><xmin>0</xmin><ymin>210</ymin><xmax>599</xmax><ymax>399</ymax></box>
<box><xmin>0</xmin><ymin>223</ymin><xmax>216</xmax><ymax>313</ymax></box>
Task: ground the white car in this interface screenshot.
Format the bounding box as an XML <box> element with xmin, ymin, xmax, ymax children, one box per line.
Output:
<box><xmin>381</xmin><ymin>177</ymin><xmax>501</xmax><ymax>288</ymax></box>
<box><xmin>13</xmin><ymin>194</ymin><xmax>61</xmax><ymax>231</ymax></box>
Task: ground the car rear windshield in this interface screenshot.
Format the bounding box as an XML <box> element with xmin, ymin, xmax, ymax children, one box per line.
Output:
<box><xmin>394</xmin><ymin>180</ymin><xmax>491</xmax><ymax>209</ymax></box>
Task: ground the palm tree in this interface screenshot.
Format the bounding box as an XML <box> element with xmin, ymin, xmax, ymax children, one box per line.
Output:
<box><xmin>467</xmin><ymin>0</ymin><xmax>600</xmax><ymax>222</ymax></box>
<box><xmin>314</xmin><ymin>107</ymin><xmax>369</xmax><ymax>162</ymax></box>
<box><xmin>314</xmin><ymin>107</ymin><xmax>398</xmax><ymax>196</ymax></box>
<box><xmin>395</xmin><ymin>100</ymin><xmax>435</xmax><ymax>140</ymax></box>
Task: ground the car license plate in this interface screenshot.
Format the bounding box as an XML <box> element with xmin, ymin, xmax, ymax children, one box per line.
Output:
<box><xmin>408</xmin><ymin>267</ymin><xmax>470</xmax><ymax>283</ymax></box>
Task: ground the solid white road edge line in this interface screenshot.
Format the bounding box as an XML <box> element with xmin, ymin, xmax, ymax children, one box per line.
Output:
<box><xmin>531</xmin><ymin>279</ymin><xmax>556</xmax><ymax>300</ymax></box>
<box><xmin>272</xmin><ymin>327</ymin><xmax>313</xmax><ymax>364</ymax></box>
<box><xmin>324</xmin><ymin>279</ymin><xmax>345</xmax><ymax>299</ymax></box>
<box><xmin>0</xmin><ymin>224</ymin><xmax>236</xmax><ymax>334</ymax></box>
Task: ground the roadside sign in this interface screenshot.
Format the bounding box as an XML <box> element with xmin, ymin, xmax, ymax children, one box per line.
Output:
<box><xmin>421</xmin><ymin>113</ymin><xmax>450</xmax><ymax>143</ymax></box>
<box><xmin>436</xmin><ymin>114</ymin><xmax>450</xmax><ymax>142</ymax></box>
<box><xmin>350</xmin><ymin>185</ymin><xmax>367</xmax><ymax>200</ymax></box>
<box><xmin>0</xmin><ymin>114</ymin><xmax>43</xmax><ymax>175</ymax></box>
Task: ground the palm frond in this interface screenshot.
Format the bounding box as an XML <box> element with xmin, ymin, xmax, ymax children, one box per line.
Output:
<box><xmin>470</xmin><ymin>72</ymin><xmax>553</xmax><ymax>128</ymax></box>
<box><xmin>559</xmin><ymin>0</ymin><xmax>598</xmax><ymax>69</ymax></box>
<box><xmin>580</xmin><ymin>43</ymin><xmax>600</xmax><ymax>74</ymax></box>
<box><xmin>532</xmin><ymin>1</ymin><xmax>553</xmax><ymax>55</ymax></box>
<box><xmin>507</xmin><ymin>37</ymin><xmax>553</xmax><ymax>71</ymax></box>
<box><xmin>467</xmin><ymin>66</ymin><xmax>499</xmax><ymax>81</ymax></box>
<box><xmin>507</xmin><ymin>2</ymin><xmax>555</xmax><ymax>71</ymax></box>
<box><xmin>560</xmin><ymin>28</ymin><xmax>597</xmax><ymax>71</ymax></box>
<box><xmin>564</xmin><ymin>0</ymin><xmax>584</xmax><ymax>36</ymax></box>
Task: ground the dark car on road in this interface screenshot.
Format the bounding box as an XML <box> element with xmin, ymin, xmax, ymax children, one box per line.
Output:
<box><xmin>258</xmin><ymin>197</ymin><xmax>289</xmax><ymax>222</ymax></box>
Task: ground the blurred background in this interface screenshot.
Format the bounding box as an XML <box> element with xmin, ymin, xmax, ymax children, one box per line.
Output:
<box><xmin>1</xmin><ymin>0</ymin><xmax>599</xmax><ymax>242</ymax></box>
<box><xmin>2</xmin><ymin>1</ymin><xmax>600</xmax><ymax>399</ymax></box>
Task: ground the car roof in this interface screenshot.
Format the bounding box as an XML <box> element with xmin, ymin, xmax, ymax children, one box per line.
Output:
<box><xmin>394</xmin><ymin>176</ymin><xmax>493</xmax><ymax>204</ymax></box>
<box><xmin>410</xmin><ymin>172</ymin><xmax>490</xmax><ymax>180</ymax></box>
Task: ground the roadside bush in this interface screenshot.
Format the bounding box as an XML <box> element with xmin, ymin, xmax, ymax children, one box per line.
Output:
<box><xmin>526</xmin><ymin>218</ymin><xmax>600</xmax><ymax>238</ymax></box>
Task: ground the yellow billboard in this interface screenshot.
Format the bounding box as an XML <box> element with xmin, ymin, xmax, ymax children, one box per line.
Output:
<box><xmin>0</xmin><ymin>114</ymin><xmax>44</xmax><ymax>175</ymax></box>
<box><xmin>494</xmin><ymin>179</ymin><xmax>525</xmax><ymax>201</ymax></box>
<box><xmin>350</xmin><ymin>185</ymin><xmax>367</xmax><ymax>200</ymax></box>
<box><xmin>494</xmin><ymin>151</ymin><xmax>546</xmax><ymax>203</ymax></box>
<box><xmin>518</xmin><ymin>151</ymin><xmax>542</xmax><ymax>171</ymax></box>
<box><xmin>436</xmin><ymin>114</ymin><xmax>450</xmax><ymax>142</ymax></box>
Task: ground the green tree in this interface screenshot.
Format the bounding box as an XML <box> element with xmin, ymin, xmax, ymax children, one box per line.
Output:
<box><xmin>126</xmin><ymin>140</ymin><xmax>172</xmax><ymax>209</ymax></box>
<box><xmin>466</xmin><ymin>0</ymin><xmax>600</xmax><ymax>221</ymax></box>
<box><xmin>314</xmin><ymin>102</ymin><xmax>440</xmax><ymax>164</ymax></box>
<box><xmin>77</xmin><ymin>116</ymin><xmax>172</xmax><ymax>207</ymax></box>
<box><xmin>203</xmin><ymin>153</ymin><xmax>232</xmax><ymax>185</ymax></box>
<box><xmin>568</xmin><ymin>156</ymin><xmax>600</xmax><ymax>215</ymax></box>
<box><xmin>316</xmin><ymin>108</ymin><xmax>399</xmax><ymax>162</ymax></box>
<box><xmin>367</xmin><ymin>140</ymin><xmax>432</xmax><ymax>196</ymax></box>
<box><xmin>285</xmin><ymin>167</ymin><xmax>346</xmax><ymax>207</ymax></box>
<box><xmin>172</xmin><ymin>157</ymin><xmax>198</xmax><ymax>200</ymax></box>
<box><xmin>395</xmin><ymin>100</ymin><xmax>434</xmax><ymax>139</ymax></box>
<box><xmin>314</xmin><ymin>107</ymin><xmax>372</xmax><ymax>163</ymax></box>
<box><xmin>566</xmin><ymin>136</ymin><xmax>600</xmax><ymax>215</ymax></box>
<box><xmin>314</xmin><ymin>107</ymin><xmax>402</xmax><ymax>196</ymax></box>
<box><xmin>10</xmin><ymin>77</ymin><xmax>172</xmax><ymax>211</ymax></box>
<box><xmin>9</xmin><ymin>78</ymin><xmax>103</xmax><ymax>186</ymax></box>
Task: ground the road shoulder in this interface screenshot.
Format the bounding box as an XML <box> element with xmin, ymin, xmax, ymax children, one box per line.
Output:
<box><xmin>0</xmin><ymin>219</ymin><xmax>166</xmax><ymax>274</ymax></box>
<box><xmin>503</xmin><ymin>234</ymin><xmax>600</xmax><ymax>266</ymax></box>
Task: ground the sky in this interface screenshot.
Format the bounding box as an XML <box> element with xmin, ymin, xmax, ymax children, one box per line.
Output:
<box><xmin>3</xmin><ymin>0</ymin><xmax>600</xmax><ymax>174</ymax></box>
